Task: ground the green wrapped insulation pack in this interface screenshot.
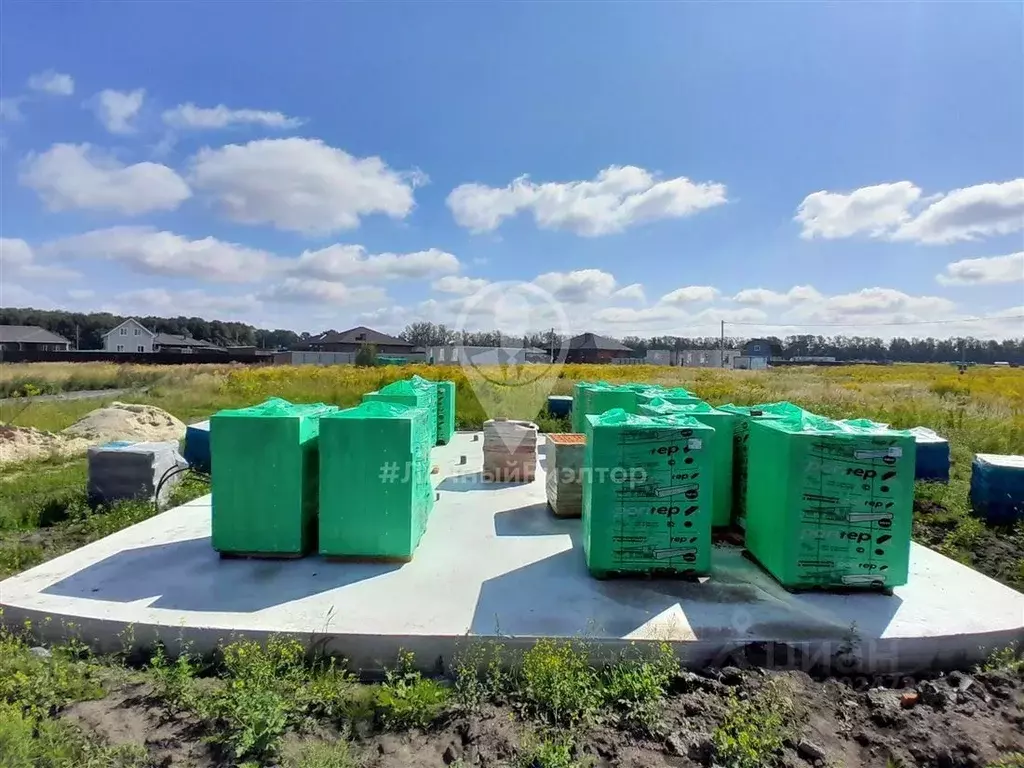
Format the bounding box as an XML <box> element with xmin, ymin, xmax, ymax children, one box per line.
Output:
<box><xmin>638</xmin><ymin>398</ymin><xmax>736</xmax><ymax>527</ymax></box>
<box><xmin>319</xmin><ymin>401</ymin><xmax>433</xmax><ymax>560</ymax></box>
<box><xmin>745</xmin><ymin>413</ymin><xmax>916</xmax><ymax>590</ymax></box>
<box><xmin>571</xmin><ymin>382</ymin><xmax>597</xmax><ymax>433</ymax></box>
<box><xmin>435</xmin><ymin>380</ymin><xmax>456</xmax><ymax>445</ymax></box>
<box><xmin>580</xmin><ymin>384</ymin><xmax>639</xmax><ymax>440</ymax></box>
<box><xmin>717</xmin><ymin>402</ymin><xmax>813</xmax><ymax>529</ymax></box>
<box><xmin>364</xmin><ymin>379</ymin><xmax>437</xmax><ymax>446</ymax></box>
<box><xmin>583</xmin><ymin>409</ymin><xmax>715</xmax><ymax>578</ymax></box>
<box><xmin>635</xmin><ymin>387</ymin><xmax>700</xmax><ymax>407</ymax></box>
<box><xmin>409</xmin><ymin>376</ymin><xmax>440</xmax><ymax>446</ymax></box>
<box><xmin>210</xmin><ymin>397</ymin><xmax>337</xmax><ymax>556</ymax></box>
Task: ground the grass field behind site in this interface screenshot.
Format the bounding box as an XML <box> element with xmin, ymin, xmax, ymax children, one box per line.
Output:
<box><xmin>0</xmin><ymin>360</ymin><xmax>1022</xmax><ymax>587</ymax></box>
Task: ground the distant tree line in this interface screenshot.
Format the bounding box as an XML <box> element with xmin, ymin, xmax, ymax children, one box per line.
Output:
<box><xmin>400</xmin><ymin>323</ymin><xmax>1024</xmax><ymax>364</ymax></box>
<box><xmin>0</xmin><ymin>308</ymin><xmax>300</xmax><ymax>351</ymax></box>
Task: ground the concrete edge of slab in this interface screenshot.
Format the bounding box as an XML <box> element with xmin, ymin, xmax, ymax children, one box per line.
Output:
<box><xmin>3</xmin><ymin>600</ymin><xmax>1020</xmax><ymax>676</ymax></box>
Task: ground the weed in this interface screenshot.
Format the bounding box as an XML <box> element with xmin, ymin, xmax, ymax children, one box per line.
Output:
<box><xmin>148</xmin><ymin>645</ymin><xmax>201</xmax><ymax>712</ymax></box>
<box><xmin>452</xmin><ymin>640</ymin><xmax>509</xmax><ymax>712</ymax></box>
<box><xmin>600</xmin><ymin>642</ymin><xmax>678</xmax><ymax>732</ymax></box>
<box><xmin>375</xmin><ymin>651</ymin><xmax>450</xmax><ymax>730</ymax></box>
<box><xmin>519</xmin><ymin>639</ymin><xmax>599</xmax><ymax>727</ymax></box>
<box><xmin>712</xmin><ymin>678</ymin><xmax>797</xmax><ymax>768</ymax></box>
<box><xmin>293</xmin><ymin>657</ymin><xmax>362</xmax><ymax>723</ymax></box>
<box><xmin>978</xmin><ymin>643</ymin><xmax>1024</xmax><ymax>675</ymax></box>
<box><xmin>0</xmin><ymin>626</ymin><xmax>104</xmax><ymax>719</ymax></box>
<box><xmin>516</xmin><ymin>730</ymin><xmax>591</xmax><ymax>768</ymax></box>
<box><xmin>987</xmin><ymin>754</ymin><xmax>1024</xmax><ymax>768</ymax></box>
<box><xmin>281</xmin><ymin>737</ymin><xmax>359</xmax><ymax>768</ymax></box>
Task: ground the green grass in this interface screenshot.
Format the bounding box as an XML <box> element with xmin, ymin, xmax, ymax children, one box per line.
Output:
<box><xmin>519</xmin><ymin>638</ymin><xmax>601</xmax><ymax>727</ymax></box>
<box><xmin>977</xmin><ymin>644</ymin><xmax>1024</xmax><ymax>675</ymax></box>
<box><xmin>374</xmin><ymin>651</ymin><xmax>450</xmax><ymax>730</ymax></box>
<box><xmin>711</xmin><ymin>679</ymin><xmax>798</xmax><ymax>768</ymax></box>
<box><xmin>516</xmin><ymin>731</ymin><xmax>591</xmax><ymax>768</ymax></box>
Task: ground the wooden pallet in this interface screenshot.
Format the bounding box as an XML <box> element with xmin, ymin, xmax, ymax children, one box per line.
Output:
<box><xmin>218</xmin><ymin>550</ymin><xmax>306</xmax><ymax>561</ymax></box>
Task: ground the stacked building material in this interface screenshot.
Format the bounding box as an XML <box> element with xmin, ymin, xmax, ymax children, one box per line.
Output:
<box><xmin>970</xmin><ymin>454</ymin><xmax>1024</xmax><ymax>524</ymax></box>
<box><xmin>580</xmin><ymin>384</ymin><xmax>639</xmax><ymax>440</ymax></box>
<box><xmin>87</xmin><ymin>440</ymin><xmax>187</xmax><ymax>506</ymax></box>
<box><xmin>909</xmin><ymin>427</ymin><xmax>951</xmax><ymax>482</ymax></box>
<box><xmin>483</xmin><ymin>419</ymin><xmax>538</xmax><ymax>482</ymax></box>
<box><xmin>635</xmin><ymin>386</ymin><xmax>701</xmax><ymax>407</ymax></box>
<box><xmin>639</xmin><ymin>398</ymin><xmax>737</xmax><ymax>528</ymax></box>
<box><xmin>364</xmin><ymin>379</ymin><xmax>437</xmax><ymax>446</ymax></box>
<box><xmin>210</xmin><ymin>398</ymin><xmax>337</xmax><ymax>557</ymax></box>
<box><xmin>545</xmin><ymin>433</ymin><xmax>585</xmax><ymax>517</ymax></box>
<box><xmin>583</xmin><ymin>409</ymin><xmax>715</xmax><ymax>578</ymax></box>
<box><xmin>435</xmin><ymin>380</ymin><xmax>456</xmax><ymax>445</ymax></box>
<box><xmin>745</xmin><ymin>413</ymin><xmax>916</xmax><ymax>590</ymax></box>
<box><xmin>571</xmin><ymin>382</ymin><xmax>596</xmax><ymax>433</ymax></box>
<box><xmin>546</xmin><ymin>395</ymin><xmax>573</xmax><ymax>418</ymax></box>
<box><xmin>717</xmin><ymin>402</ymin><xmax>813</xmax><ymax>529</ymax></box>
<box><xmin>319</xmin><ymin>401</ymin><xmax>434</xmax><ymax>560</ymax></box>
<box><xmin>183</xmin><ymin>419</ymin><xmax>211</xmax><ymax>473</ymax></box>
<box><xmin>409</xmin><ymin>376</ymin><xmax>440</xmax><ymax>446</ymax></box>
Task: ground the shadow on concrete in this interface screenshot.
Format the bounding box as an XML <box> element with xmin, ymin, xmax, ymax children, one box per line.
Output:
<box><xmin>470</xmin><ymin>536</ymin><xmax>904</xmax><ymax>647</ymax></box>
<box><xmin>43</xmin><ymin>536</ymin><xmax>401</xmax><ymax>613</ymax></box>
<box><xmin>438</xmin><ymin>472</ymin><xmax>542</xmax><ymax>493</ymax></box>
<box><xmin>493</xmin><ymin>503</ymin><xmax>576</xmax><ymax>537</ymax></box>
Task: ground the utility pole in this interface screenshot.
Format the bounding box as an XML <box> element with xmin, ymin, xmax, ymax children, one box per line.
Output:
<box><xmin>75</xmin><ymin>325</ymin><xmax>80</xmax><ymax>350</ymax></box>
<box><xmin>550</xmin><ymin>327</ymin><xmax>555</xmax><ymax>363</ymax></box>
<box><xmin>720</xmin><ymin>320</ymin><xmax>726</xmax><ymax>367</ymax></box>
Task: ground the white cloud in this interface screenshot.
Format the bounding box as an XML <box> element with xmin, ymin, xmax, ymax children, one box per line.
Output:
<box><xmin>67</xmin><ymin>288</ymin><xmax>95</xmax><ymax>300</ymax></box>
<box><xmin>534</xmin><ymin>269</ymin><xmax>617</xmax><ymax>303</ymax></box>
<box><xmin>42</xmin><ymin>226</ymin><xmax>275</xmax><ymax>283</ymax></box>
<box><xmin>659</xmin><ymin>285</ymin><xmax>719</xmax><ymax>304</ymax></box>
<box><xmin>894</xmin><ymin>179</ymin><xmax>1024</xmax><ymax>244</ymax></box>
<box><xmin>92</xmin><ymin>88</ymin><xmax>145</xmax><ymax>133</ymax></box>
<box><xmin>937</xmin><ymin>252</ymin><xmax>1024</xmax><ymax>285</ymax></box>
<box><xmin>432</xmin><ymin>275</ymin><xmax>491</xmax><ymax>295</ymax></box>
<box><xmin>0</xmin><ymin>237</ymin><xmax>79</xmax><ymax>280</ymax></box>
<box><xmin>796</xmin><ymin>182</ymin><xmax>921</xmax><ymax>240</ymax></box>
<box><xmin>258</xmin><ymin>278</ymin><xmax>386</xmax><ymax>305</ymax></box>
<box><xmin>0</xmin><ymin>98</ymin><xmax>24</xmax><ymax>121</ymax></box>
<box><xmin>162</xmin><ymin>103</ymin><xmax>303</xmax><ymax>130</ymax></box>
<box><xmin>822</xmin><ymin>287</ymin><xmax>955</xmax><ymax>316</ymax></box>
<box><xmin>21</xmin><ymin>143</ymin><xmax>190</xmax><ymax>215</ymax></box>
<box><xmin>27</xmin><ymin>70</ymin><xmax>74</xmax><ymax>96</ymax></box>
<box><xmin>593</xmin><ymin>305</ymin><xmax>684</xmax><ymax>325</ymax></box>
<box><xmin>612</xmin><ymin>283</ymin><xmax>646</xmax><ymax>302</ymax></box>
<box><xmin>447</xmin><ymin>165</ymin><xmax>728</xmax><ymax>236</ymax></box>
<box><xmin>189</xmin><ymin>138</ymin><xmax>421</xmax><ymax>234</ymax></box>
<box><xmin>732</xmin><ymin>285</ymin><xmax>823</xmax><ymax>305</ymax></box>
<box><xmin>110</xmin><ymin>288</ymin><xmax>260</xmax><ymax>317</ymax></box>
<box><xmin>795</xmin><ymin>178</ymin><xmax>1024</xmax><ymax>244</ymax></box>
<box><xmin>290</xmin><ymin>244</ymin><xmax>459</xmax><ymax>281</ymax></box>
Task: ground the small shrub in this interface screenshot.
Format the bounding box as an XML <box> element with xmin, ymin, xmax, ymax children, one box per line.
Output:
<box><xmin>978</xmin><ymin>643</ymin><xmax>1024</xmax><ymax>675</ymax></box>
<box><xmin>354</xmin><ymin>344</ymin><xmax>378</xmax><ymax>367</ymax></box>
<box><xmin>517</xmin><ymin>731</ymin><xmax>590</xmax><ymax>768</ymax></box>
<box><xmin>600</xmin><ymin>643</ymin><xmax>678</xmax><ymax>731</ymax></box>
<box><xmin>0</xmin><ymin>628</ymin><xmax>104</xmax><ymax>718</ymax></box>
<box><xmin>712</xmin><ymin>679</ymin><xmax>796</xmax><ymax>768</ymax></box>
<box><xmin>452</xmin><ymin>640</ymin><xmax>509</xmax><ymax>712</ymax></box>
<box><xmin>519</xmin><ymin>639</ymin><xmax>599</xmax><ymax>727</ymax></box>
<box><xmin>988</xmin><ymin>754</ymin><xmax>1024</xmax><ymax>768</ymax></box>
<box><xmin>148</xmin><ymin>645</ymin><xmax>200</xmax><ymax>712</ymax></box>
<box><xmin>281</xmin><ymin>738</ymin><xmax>358</xmax><ymax>768</ymax></box>
<box><xmin>375</xmin><ymin>651</ymin><xmax>450</xmax><ymax>730</ymax></box>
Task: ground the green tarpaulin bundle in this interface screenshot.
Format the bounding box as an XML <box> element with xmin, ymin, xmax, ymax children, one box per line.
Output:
<box><xmin>716</xmin><ymin>402</ymin><xmax>814</xmax><ymax>529</ymax></box>
<box><xmin>210</xmin><ymin>397</ymin><xmax>337</xmax><ymax>556</ymax></box>
<box><xmin>318</xmin><ymin>401</ymin><xmax>434</xmax><ymax>560</ymax></box>
<box><xmin>638</xmin><ymin>398</ymin><xmax>736</xmax><ymax>527</ymax></box>
<box><xmin>635</xmin><ymin>386</ymin><xmax>701</xmax><ymax>407</ymax></box>
<box><xmin>745</xmin><ymin>412</ymin><xmax>916</xmax><ymax>590</ymax></box>
<box><xmin>579</xmin><ymin>384</ymin><xmax>640</xmax><ymax>440</ymax></box>
<box><xmin>364</xmin><ymin>379</ymin><xmax>437</xmax><ymax>446</ymax></box>
<box><xmin>583</xmin><ymin>408</ymin><xmax>715</xmax><ymax>578</ymax></box>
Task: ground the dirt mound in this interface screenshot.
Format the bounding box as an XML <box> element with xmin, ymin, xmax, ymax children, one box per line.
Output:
<box><xmin>62</xmin><ymin>402</ymin><xmax>186</xmax><ymax>444</ymax></box>
<box><xmin>0</xmin><ymin>425</ymin><xmax>91</xmax><ymax>465</ymax></box>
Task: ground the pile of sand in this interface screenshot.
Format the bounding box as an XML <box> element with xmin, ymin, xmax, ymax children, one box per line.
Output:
<box><xmin>62</xmin><ymin>402</ymin><xmax>187</xmax><ymax>444</ymax></box>
<box><xmin>1</xmin><ymin>402</ymin><xmax>187</xmax><ymax>466</ymax></box>
<box><xmin>0</xmin><ymin>425</ymin><xmax>90</xmax><ymax>465</ymax></box>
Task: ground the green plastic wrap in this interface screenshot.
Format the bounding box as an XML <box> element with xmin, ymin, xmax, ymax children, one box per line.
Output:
<box><xmin>716</xmin><ymin>402</ymin><xmax>814</xmax><ymax>529</ymax></box>
<box><xmin>363</xmin><ymin>379</ymin><xmax>437</xmax><ymax>446</ymax></box>
<box><xmin>319</xmin><ymin>401</ymin><xmax>433</xmax><ymax>560</ymax></box>
<box><xmin>580</xmin><ymin>384</ymin><xmax>640</xmax><ymax>441</ymax></box>
<box><xmin>638</xmin><ymin>398</ymin><xmax>736</xmax><ymax>527</ymax></box>
<box><xmin>210</xmin><ymin>397</ymin><xmax>337</xmax><ymax>556</ymax></box>
<box><xmin>571</xmin><ymin>382</ymin><xmax>598</xmax><ymax>433</ymax></box>
<box><xmin>745</xmin><ymin>414</ymin><xmax>916</xmax><ymax>590</ymax></box>
<box><xmin>583</xmin><ymin>408</ymin><xmax>715</xmax><ymax>577</ymax></box>
<box><xmin>435</xmin><ymin>380</ymin><xmax>456</xmax><ymax>444</ymax></box>
<box><xmin>409</xmin><ymin>375</ymin><xmax>440</xmax><ymax>447</ymax></box>
<box><xmin>635</xmin><ymin>386</ymin><xmax>699</xmax><ymax>406</ymax></box>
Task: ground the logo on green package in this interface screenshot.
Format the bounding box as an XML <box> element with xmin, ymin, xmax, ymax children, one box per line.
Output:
<box><xmin>456</xmin><ymin>280</ymin><xmax>570</xmax><ymax>448</ymax></box>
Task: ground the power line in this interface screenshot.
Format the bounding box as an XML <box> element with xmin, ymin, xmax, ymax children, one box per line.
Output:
<box><xmin>725</xmin><ymin>314</ymin><xmax>1024</xmax><ymax>329</ymax></box>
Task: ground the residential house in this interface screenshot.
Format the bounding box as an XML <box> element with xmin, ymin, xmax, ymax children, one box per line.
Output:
<box><xmin>741</xmin><ymin>338</ymin><xmax>783</xmax><ymax>361</ymax></box>
<box><xmin>563</xmin><ymin>333</ymin><xmax>635</xmax><ymax>364</ymax></box>
<box><xmin>293</xmin><ymin>326</ymin><xmax>415</xmax><ymax>355</ymax></box>
<box><xmin>102</xmin><ymin>318</ymin><xmax>225</xmax><ymax>354</ymax></box>
<box><xmin>0</xmin><ymin>325</ymin><xmax>72</xmax><ymax>352</ymax></box>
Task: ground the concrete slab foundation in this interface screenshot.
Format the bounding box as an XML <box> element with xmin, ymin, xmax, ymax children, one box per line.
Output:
<box><xmin>2</xmin><ymin>432</ymin><xmax>1022</xmax><ymax>674</ymax></box>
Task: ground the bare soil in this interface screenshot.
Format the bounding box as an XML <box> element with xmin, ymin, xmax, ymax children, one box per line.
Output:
<box><xmin>60</xmin><ymin>666</ymin><xmax>1024</xmax><ymax>767</ymax></box>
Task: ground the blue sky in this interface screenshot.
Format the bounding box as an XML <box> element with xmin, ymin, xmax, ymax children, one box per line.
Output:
<box><xmin>1</xmin><ymin>2</ymin><xmax>1022</xmax><ymax>338</ymax></box>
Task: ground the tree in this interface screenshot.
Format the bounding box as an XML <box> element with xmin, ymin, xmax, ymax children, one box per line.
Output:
<box><xmin>354</xmin><ymin>343</ymin><xmax>378</xmax><ymax>367</ymax></box>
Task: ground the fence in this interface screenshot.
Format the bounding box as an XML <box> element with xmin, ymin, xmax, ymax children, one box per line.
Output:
<box><xmin>0</xmin><ymin>349</ymin><xmax>271</xmax><ymax>365</ymax></box>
